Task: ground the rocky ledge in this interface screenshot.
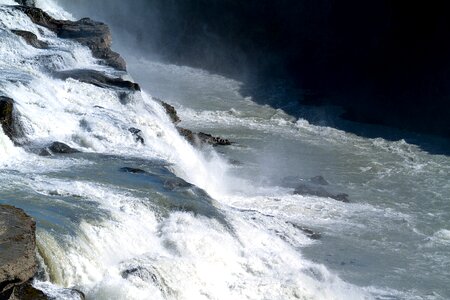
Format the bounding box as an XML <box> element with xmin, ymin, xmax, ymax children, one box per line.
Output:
<box><xmin>0</xmin><ymin>205</ymin><xmax>85</xmax><ymax>300</ymax></box>
<box><xmin>14</xmin><ymin>5</ymin><xmax>126</xmax><ymax>70</ymax></box>
<box><xmin>0</xmin><ymin>205</ymin><xmax>39</xmax><ymax>299</ymax></box>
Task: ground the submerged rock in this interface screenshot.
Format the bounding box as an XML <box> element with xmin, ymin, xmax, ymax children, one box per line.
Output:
<box><xmin>128</xmin><ymin>127</ymin><xmax>145</xmax><ymax>144</ymax></box>
<box><xmin>119</xmin><ymin>167</ymin><xmax>148</xmax><ymax>174</ymax></box>
<box><xmin>11</xmin><ymin>30</ymin><xmax>48</xmax><ymax>49</ymax></box>
<box><xmin>287</xmin><ymin>222</ymin><xmax>321</xmax><ymax>240</ymax></box>
<box><xmin>39</xmin><ymin>142</ymin><xmax>80</xmax><ymax>156</ymax></box>
<box><xmin>0</xmin><ymin>205</ymin><xmax>37</xmax><ymax>298</ymax></box>
<box><xmin>55</xmin><ymin>69</ymin><xmax>140</xmax><ymax>91</ymax></box>
<box><xmin>15</xmin><ymin>6</ymin><xmax>126</xmax><ymax>70</ymax></box>
<box><xmin>309</xmin><ymin>175</ymin><xmax>329</xmax><ymax>186</ymax></box>
<box><xmin>294</xmin><ymin>183</ymin><xmax>349</xmax><ymax>203</ymax></box>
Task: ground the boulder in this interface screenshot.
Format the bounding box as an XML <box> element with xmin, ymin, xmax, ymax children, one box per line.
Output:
<box><xmin>39</xmin><ymin>142</ymin><xmax>80</xmax><ymax>156</ymax></box>
<box><xmin>0</xmin><ymin>205</ymin><xmax>37</xmax><ymax>298</ymax></box>
<box><xmin>54</xmin><ymin>70</ymin><xmax>140</xmax><ymax>91</ymax></box>
<box><xmin>11</xmin><ymin>30</ymin><xmax>48</xmax><ymax>49</ymax></box>
<box><xmin>15</xmin><ymin>6</ymin><xmax>126</xmax><ymax>70</ymax></box>
<box><xmin>11</xmin><ymin>282</ymin><xmax>48</xmax><ymax>300</ymax></box>
<box><xmin>0</xmin><ymin>96</ymin><xmax>23</xmax><ymax>144</ymax></box>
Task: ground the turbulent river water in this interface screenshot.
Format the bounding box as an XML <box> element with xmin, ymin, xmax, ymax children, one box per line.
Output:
<box><xmin>1</xmin><ymin>1</ymin><xmax>450</xmax><ymax>299</ymax></box>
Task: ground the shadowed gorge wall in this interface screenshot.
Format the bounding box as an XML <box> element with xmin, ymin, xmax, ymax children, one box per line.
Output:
<box><xmin>59</xmin><ymin>0</ymin><xmax>450</xmax><ymax>138</ymax></box>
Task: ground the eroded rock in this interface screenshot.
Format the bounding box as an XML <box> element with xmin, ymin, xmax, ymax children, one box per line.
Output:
<box><xmin>176</xmin><ymin>127</ymin><xmax>231</xmax><ymax>147</ymax></box>
<box><xmin>159</xmin><ymin>101</ymin><xmax>180</xmax><ymax>124</ymax></box>
<box><xmin>15</xmin><ymin>6</ymin><xmax>126</xmax><ymax>70</ymax></box>
<box><xmin>11</xmin><ymin>30</ymin><xmax>48</xmax><ymax>49</ymax></box>
<box><xmin>0</xmin><ymin>96</ymin><xmax>25</xmax><ymax>144</ymax></box>
<box><xmin>55</xmin><ymin>69</ymin><xmax>140</xmax><ymax>91</ymax></box>
<box><xmin>0</xmin><ymin>205</ymin><xmax>37</xmax><ymax>298</ymax></box>
<box><xmin>39</xmin><ymin>142</ymin><xmax>80</xmax><ymax>156</ymax></box>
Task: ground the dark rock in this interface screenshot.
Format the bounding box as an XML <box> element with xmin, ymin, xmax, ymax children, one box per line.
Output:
<box><xmin>14</xmin><ymin>0</ymin><xmax>35</xmax><ymax>6</ymax></box>
<box><xmin>15</xmin><ymin>6</ymin><xmax>126</xmax><ymax>70</ymax></box>
<box><xmin>159</xmin><ymin>101</ymin><xmax>180</xmax><ymax>124</ymax></box>
<box><xmin>0</xmin><ymin>205</ymin><xmax>37</xmax><ymax>298</ymax></box>
<box><xmin>55</xmin><ymin>70</ymin><xmax>140</xmax><ymax>91</ymax></box>
<box><xmin>197</xmin><ymin>132</ymin><xmax>231</xmax><ymax>146</ymax></box>
<box><xmin>38</xmin><ymin>148</ymin><xmax>52</xmax><ymax>157</ymax></box>
<box><xmin>176</xmin><ymin>127</ymin><xmax>231</xmax><ymax>147</ymax></box>
<box><xmin>287</xmin><ymin>222</ymin><xmax>321</xmax><ymax>240</ymax></box>
<box><xmin>128</xmin><ymin>127</ymin><xmax>145</xmax><ymax>144</ymax></box>
<box><xmin>120</xmin><ymin>167</ymin><xmax>147</xmax><ymax>174</ymax></box>
<box><xmin>121</xmin><ymin>266</ymin><xmax>158</xmax><ymax>284</ymax></box>
<box><xmin>11</xmin><ymin>30</ymin><xmax>48</xmax><ymax>49</ymax></box>
<box><xmin>12</xmin><ymin>282</ymin><xmax>48</xmax><ymax>300</ymax></box>
<box><xmin>294</xmin><ymin>183</ymin><xmax>349</xmax><ymax>203</ymax></box>
<box><xmin>45</xmin><ymin>142</ymin><xmax>80</xmax><ymax>154</ymax></box>
<box><xmin>0</xmin><ymin>96</ymin><xmax>24</xmax><ymax>144</ymax></box>
<box><xmin>163</xmin><ymin>178</ymin><xmax>193</xmax><ymax>190</ymax></box>
<box><xmin>309</xmin><ymin>175</ymin><xmax>329</xmax><ymax>186</ymax></box>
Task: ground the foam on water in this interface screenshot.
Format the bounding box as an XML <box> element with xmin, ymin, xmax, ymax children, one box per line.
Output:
<box><xmin>3</xmin><ymin>1</ymin><xmax>449</xmax><ymax>299</ymax></box>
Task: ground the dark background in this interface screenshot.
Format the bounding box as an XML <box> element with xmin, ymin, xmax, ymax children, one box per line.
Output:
<box><xmin>59</xmin><ymin>0</ymin><xmax>450</xmax><ymax>140</ymax></box>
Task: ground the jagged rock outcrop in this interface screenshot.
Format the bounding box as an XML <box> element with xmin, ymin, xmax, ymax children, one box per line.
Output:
<box><xmin>0</xmin><ymin>96</ymin><xmax>23</xmax><ymax>144</ymax></box>
<box><xmin>0</xmin><ymin>205</ymin><xmax>86</xmax><ymax>299</ymax></box>
<box><xmin>11</xmin><ymin>30</ymin><xmax>48</xmax><ymax>49</ymax></box>
<box><xmin>156</xmin><ymin>98</ymin><xmax>231</xmax><ymax>146</ymax></box>
<box><xmin>176</xmin><ymin>127</ymin><xmax>231</xmax><ymax>147</ymax></box>
<box><xmin>0</xmin><ymin>205</ymin><xmax>38</xmax><ymax>299</ymax></box>
<box><xmin>15</xmin><ymin>6</ymin><xmax>126</xmax><ymax>70</ymax></box>
<box><xmin>55</xmin><ymin>70</ymin><xmax>140</xmax><ymax>91</ymax></box>
<box><xmin>159</xmin><ymin>101</ymin><xmax>180</xmax><ymax>124</ymax></box>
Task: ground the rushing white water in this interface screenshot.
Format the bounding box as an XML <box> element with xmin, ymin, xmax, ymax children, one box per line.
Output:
<box><xmin>0</xmin><ymin>2</ymin><xmax>376</xmax><ymax>300</ymax></box>
<box><xmin>1</xmin><ymin>1</ymin><xmax>449</xmax><ymax>300</ymax></box>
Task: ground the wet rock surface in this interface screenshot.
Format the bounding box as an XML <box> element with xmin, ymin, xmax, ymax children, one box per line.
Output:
<box><xmin>282</xmin><ymin>175</ymin><xmax>350</xmax><ymax>203</ymax></box>
<box><xmin>15</xmin><ymin>6</ymin><xmax>126</xmax><ymax>70</ymax></box>
<box><xmin>55</xmin><ymin>69</ymin><xmax>140</xmax><ymax>91</ymax></box>
<box><xmin>11</xmin><ymin>30</ymin><xmax>48</xmax><ymax>49</ymax></box>
<box><xmin>0</xmin><ymin>205</ymin><xmax>37</xmax><ymax>298</ymax></box>
<box><xmin>13</xmin><ymin>0</ymin><xmax>35</xmax><ymax>7</ymax></box>
<box><xmin>159</xmin><ymin>100</ymin><xmax>180</xmax><ymax>124</ymax></box>
<box><xmin>294</xmin><ymin>183</ymin><xmax>350</xmax><ymax>203</ymax></box>
<box><xmin>40</xmin><ymin>142</ymin><xmax>80</xmax><ymax>156</ymax></box>
<box><xmin>176</xmin><ymin>126</ymin><xmax>231</xmax><ymax>147</ymax></box>
<box><xmin>0</xmin><ymin>96</ymin><xmax>25</xmax><ymax>144</ymax></box>
<box><xmin>128</xmin><ymin>128</ymin><xmax>145</xmax><ymax>145</ymax></box>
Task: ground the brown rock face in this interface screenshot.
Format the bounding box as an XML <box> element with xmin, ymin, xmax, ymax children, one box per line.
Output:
<box><xmin>0</xmin><ymin>205</ymin><xmax>37</xmax><ymax>298</ymax></box>
<box><xmin>15</xmin><ymin>6</ymin><xmax>126</xmax><ymax>70</ymax></box>
<box><xmin>11</xmin><ymin>30</ymin><xmax>48</xmax><ymax>49</ymax></box>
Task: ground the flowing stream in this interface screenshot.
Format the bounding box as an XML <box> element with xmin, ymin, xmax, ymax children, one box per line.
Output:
<box><xmin>0</xmin><ymin>1</ymin><xmax>449</xmax><ymax>299</ymax></box>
